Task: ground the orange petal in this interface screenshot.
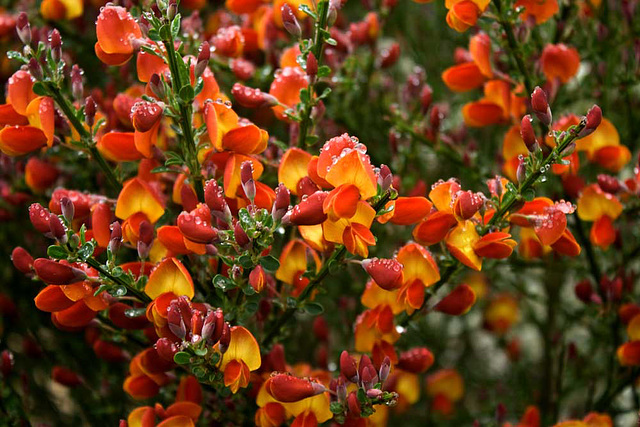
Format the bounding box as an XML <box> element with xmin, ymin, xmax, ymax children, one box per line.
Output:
<box><xmin>53</xmin><ymin>300</ymin><xmax>96</xmax><ymax>328</ymax></box>
<box><xmin>397</xmin><ymin>242</ymin><xmax>440</xmax><ymax>286</ymax></box>
<box><xmin>269</xmin><ymin>67</ymin><xmax>308</xmax><ymax>121</ymax></box>
<box><xmin>550</xmin><ymin>229</ymin><xmax>581</xmax><ymax>257</ymax></box>
<box><xmin>115</xmin><ymin>178</ymin><xmax>165</xmax><ymax>222</ymax></box>
<box><xmin>324</xmin><ymin>150</ymin><xmax>377</xmax><ymax>200</ymax></box>
<box><xmin>124</xmin><ymin>374</ymin><xmax>160</xmax><ymax>400</ymax></box>
<box><xmin>95</xmin><ymin>42</ymin><xmax>133</xmax><ymax>66</ymax></box>
<box><xmin>590</xmin><ymin>215</ymin><xmax>616</xmax><ymax>250</ymax></box>
<box><xmin>221</xmin><ymin>124</ymin><xmax>267</xmax><ymax>155</ymax></box>
<box><xmin>387</xmin><ymin>197</ymin><xmax>433</xmax><ymax>225</ymax></box>
<box><xmin>157</xmin><ymin>226</ymin><xmax>192</xmax><ymax>255</ymax></box>
<box><xmin>0</xmin><ymin>103</ymin><xmax>29</xmax><ymax>126</ymax></box>
<box><xmin>540</xmin><ymin>44</ymin><xmax>580</xmax><ymax>84</ymax></box>
<box><xmin>134</xmin><ymin>122</ymin><xmax>160</xmax><ymax>159</ymax></box>
<box><xmin>35</xmin><ymin>285</ymin><xmax>74</xmax><ymax>312</ymax></box>
<box><xmin>145</xmin><ymin>257</ymin><xmax>195</xmax><ymax>300</ymax></box>
<box><xmin>98</xmin><ymin>132</ymin><xmax>145</xmax><ymax>162</ymax></box>
<box><xmin>91</xmin><ymin>203</ymin><xmax>113</xmax><ymax>248</ymax></box>
<box><xmin>577</xmin><ymin>184</ymin><xmax>623</xmax><ymax>222</ymax></box>
<box><xmin>137</xmin><ymin>49</ymin><xmax>169</xmax><ymax>83</ymax></box>
<box><xmin>469</xmin><ymin>32</ymin><xmax>492</xmax><ymax>78</ymax></box>
<box><xmin>25</xmin><ymin>97</ymin><xmax>55</xmax><ymax>147</ymax></box>
<box><xmin>446</xmin><ymin>1</ymin><xmax>481</xmax><ymax>32</ymax></box>
<box><xmin>473</xmin><ymin>232</ymin><xmax>517</xmax><ymax>259</ymax></box>
<box><xmin>222</xmin><ymin>154</ymin><xmax>264</xmax><ymax>198</ymax></box>
<box><xmin>515</xmin><ymin>0</ymin><xmax>559</xmax><ymax>24</ymax></box>
<box><xmin>442</xmin><ymin>62</ymin><xmax>485</xmax><ymax>92</ymax></box>
<box><xmin>220</xmin><ymin>326</ymin><xmax>261</xmax><ymax>371</ymax></box>
<box><xmin>412</xmin><ymin>211</ymin><xmax>458</xmax><ymax>246</ymax></box>
<box><xmin>279</xmin><ymin>148</ymin><xmax>312</xmax><ymax>195</ymax></box>
<box><xmin>324</xmin><ymin>184</ymin><xmax>361</xmax><ymax>219</ymax></box>
<box><xmin>592</xmin><ymin>145</ymin><xmax>631</xmax><ymax>173</ymax></box>
<box><xmin>445</xmin><ymin>221</ymin><xmax>482</xmax><ymax>271</ymax></box>
<box><xmin>96</xmin><ymin>5</ymin><xmax>141</xmax><ymax>55</ymax></box>
<box><xmin>617</xmin><ymin>341</ymin><xmax>640</xmax><ymax>366</ymax></box>
<box><xmin>435</xmin><ymin>284</ymin><xmax>476</xmax><ymax>315</ymax></box>
<box><xmin>0</xmin><ymin>125</ymin><xmax>47</xmax><ymax>156</ymax></box>
<box><xmin>7</xmin><ymin>70</ymin><xmax>36</xmax><ymax>116</ymax></box>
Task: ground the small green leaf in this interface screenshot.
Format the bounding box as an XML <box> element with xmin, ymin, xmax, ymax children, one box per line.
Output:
<box><xmin>193</xmin><ymin>347</ymin><xmax>208</xmax><ymax>356</ymax></box>
<box><xmin>47</xmin><ymin>245</ymin><xmax>68</xmax><ymax>260</ymax></box>
<box><xmin>32</xmin><ymin>82</ymin><xmax>49</xmax><ymax>96</ymax></box>
<box><xmin>259</xmin><ymin>255</ymin><xmax>280</xmax><ymax>272</ymax></box>
<box><xmin>124</xmin><ymin>307</ymin><xmax>146</xmax><ymax>318</ymax></box>
<box><xmin>77</xmin><ymin>241</ymin><xmax>95</xmax><ymax>261</ymax></box>
<box><xmin>238</xmin><ymin>255</ymin><xmax>254</xmax><ymax>269</ymax></box>
<box><xmin>171</xmin><ymin>14</ymin><xmax>181</xmax><ymax>38</ymax></box>
<box><xmin>213</xmin><ymin>274</ymin><xmax>236</xmax><ymax>291</ymax></box>
<box><xmin>304</xmin><ymin>302</ymin><xmax>324</xmax><ymax>315</ymax></box>
<box><xmin>174</xmin><ymin>351</ymin><xmax>191</xmax><ymax>365</ymax></box>
<box><xmin>179</xmin><ymin>85</ymin><xmax>195</xmax><ymax>103</ymax></box>
<box><xmin>317</xmin><ymin>65</ymin><xmax>331</xmax><ymax>77</ymax></box>
<box><xmin>298</xmin><ymin>4</ymin><xmax>317</xmax><ymax>19</ymax></box>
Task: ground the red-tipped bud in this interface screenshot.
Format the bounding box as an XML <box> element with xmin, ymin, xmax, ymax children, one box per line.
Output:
<box><xmin>219</xmin><ymin>322</ymin><xmax>231</xmax><ymax>353</ymax></box>
<box><xmin>398</xmin><ymin>347</ymin><xmax>435</xmax><ymax>373</ymax></box>
<box><xmin>420</xmin><ymin>85</ymin><xmax>433</xmax><ymax>113</ymax></box>
<box><xmin>531</xmin><ymin>86</ymin><xmax>552</xmax><ymax>126</ymax></box>
<box><xmin>11</xmin><ymin>247</ymin><xmax>34</xmax><ymax>274</ymax></box>
<box><xmin>306</xmin><ymin>52</ymin><xmax>318</xmax><ymax>78</ymax></box>
<box><xmin>347</xmin><ymin>392</ymin><xmax>361</xmax><ymax>416</ymax></box>
<box><xmin>453</xmin><ymin>191</ymin><xmax>485</xmax><ymax>220</ymax></box>
<box><xmin>230</xmin><ymin>58</ymin><xmax>256</xmax><ymax>81</ymax></box>
<box><xmin>296</xmin><ymin>176</ymin><xmax>320</xmax><ymax>198</ymax></box>
<box><xmin>28</xmin><ymin>58</ymin><xmax>43</xmax><ymax>80</ymax></box>
<box><xmin>49</xmin><ymin>29</ymin><xmax>62</xmax><ymax>62</ymax></box>
<box><xmin>178</xmin><ymin>204</ymin><xmax>217</xmax><ymax>244</ymax></box>
<box><xmin>205</xmin><ymin>180</ymin><xmax>232</xmax><ymax>223</ymax></box>
<box><xmin>29</xmin><ymin>203</ymin><xmax>52</xmax><ymax>234</ymax></box>
<box><xmin>240</xmin><ymin>161</ymin><xmax>256</xmax><ymax>202</ymax></box>
<box><xmin>377</xmin><ymin>164</ymin><xmax>393</xmax><ymax>192</ymax></box>
<box><xmin>209</xmin><ymin>309</ymin><xmax>225</xmax><ymax>343</ymax></box>
<box><xmin>340</xmin><ymin>350</ymin><xmax>358</xmax><ymax>382</ymax></box>
<box><xmin>167</xmin><ymin>304</ymin><xmax>187</xmax><ymax>340</ymax></box>
<box><xmin>49</xmin><ymin>213</ymin><xmax>67</xmax><ymax>242</ymax></box>
<box><xmin>574</xmin><ymin>280</ymin><xmax>593</xmax><ymax>304</ymax></box>
<box><xmin>366</xmin><ymin>388</ymin><xmax>383</xmax><ymax>399</ymax></box>
<box><xmin>286</xmin><ymin>191</ymin><xmax>328</xmax><ymax>225</ymax></box>
<box><xmin>379</xmin><ymin>356</ymin><xmax>391</xmax><ymax>383</ymax></box>
<box><xmin>85</xmin><ymin>96</ymin><xmax>97</xmax><ymax>127</ymax></box>
<box><xmin>360</xmin><ymin>364</ymin><xmax>378</xmax><ymax>389</ymax></box>
<box><xmin>266</xmin><ymin>374</ymin><xmax>326</xmax><ymax>402</ymax></box>
<box><xmin>131</xmin><ymin>101</ymin><xmax>163</xmax><ymax>132</ymax></box>
<box><xmin>249</xmin><ymin>265</ymin><xmax>267</xmax><ymax>292</ymax></box>
<box><xmin>233</xmin><ymin>220</ymin><xmax>250</xmax><ymax>248</ymax></box>
<box><xmin>109</xmin><ymin>222</ymin><xmax>122</xmax><ymax>253</ymax></box>
<box><xmin>520</xmin><ymin>115</ymin><xmax>538</xmax><ymax>152</ymax></box>
<box><xmin>597</xmin><ymin>174</ymin><xmax>621</xmax><ymax>194</ymax></box>
<box><xmin>231</xmin><ymin>83</ymin><xmax>277</xmax><ymax>109</ymax></box>
<box><xmin>71</xmin><ymin>65</ymin><xmax>83</xmax><ymax>101</ymax></box>
<box><xmin>281</xmin><ymin>4</ymin><xmax>301</xmax><ymax>38</ymax></box>
<box><xmin>272</xmin><ymin>183</ymin><xmax>291</xmax><ymax>221</ymax></box>
<box><xmin>16</xmin><ymin>13</ymin><xmax>30</xmax><ymax>45</ymax></box>
<box><xmin>430</xmin><ymin>105</ymin><xmax>443</xmax><ymax>132</ymax></box>
<box><xmin>195</xmin><ymin>41</ymin><xmax>210</xmax><ymax>79</ymax></box>
<box><xmin>59</xmin><ymin>197</ymin><xmax>75</xmax><ymax>223</ymax></box>
<box><xmin>579</xmin><ymin>105</ymin><xmax>602</xmax><ymax>138</ymax></box>
<box><xmin>435</xmin><ymin>284</ymin><xmax>476</xmax><ymax>315</ymax></box>
<box><xmin>155</xmin><ymin>337</ymin><xmax>178</xmax><ymax>362</ymax></box>
<box><xmin>191</xmin><ymin>311</ymin><xmax>204</xmax><ymax>343</ymax></box>
<box><xmin>33</xmin><ymin>259</ymin><xmax>86</xmax><ymax>285</ymax></box>
<box><xmin>149</xmin><ymin>73</ymin><xmax>165</xmax><ymax>99</ymax></box>
<box><xmin>380</xmin><ymin>43</ymin><xmax>400</xmax><ymax>68</ymax></box>
<box><xmin>362</xmin><ymin>258</ymin><xmax>404</xmax><ymax>290</ymax></box>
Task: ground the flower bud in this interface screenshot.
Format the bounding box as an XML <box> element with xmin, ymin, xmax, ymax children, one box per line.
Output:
<box><xmin>296</xmin><ymin>177</ymin><xmax>320</xmax><ymax>198</ymax></box>
<box><xmin>167</xmin><ymin>0</ymin><xmax>178</xmax><ymax>20</ymax></box>
<box><xmin>131</xmin><ymin>101</ymin><xmax>163</xmax><ymax>132</ymax></box>
<box><xmin>240</xmin><ymin>161</ymin><xmax>256</xmax><ymax>202</ymax></box>
<box><xmin>347</xmin><ymin>392</ymin><xmax>361</xmax><ymax>416</ymax></box>
<box><xmin>579</xmin><ymin>104</ymin><xmax>602</xmax><ymax>138</ymax></box>
<box><xmin>28</xmin><ymin>58</ymin><xmax>43</xmax><ymax>80</ymax></box>
<box><xmin>516</xmin><ymin>158</ymin><xmax>526</xmax><ymax>185</ymax></box>
<box><xmin>453</xmin><ymin>190</ymin><xmax>485</xmax><ymax>220</ymax></box>
<box><xmin>49</xmin><ymin>29</ymin><xmax>62</xmax><ymax>62</ymax></box>
<box><xmin>380</xmin><ymin>43</ymin><xmax>400</xmax><ymax>68</ymax></box>
<box><xmin>336</xmin><ymin>376</ymin><xmax>347</xmax><ymax>401</ymax></box>
<box><xmin>362</xmin><ymin>258</ymin><xmax>403</xmax><ymax>290</ymax></box>
<box><xmin>49</xmin><ymin>213</ymin><xmax>67</xmax><ymax>242</ymax></box>
<box><xmin>360</xmin><ymin>364</ymin><xmax>378</xmax><ymax>389</ymax></box>
<box><xmin>597</xmin><ymin>174</ymin><xmax>621</xmax><ymax>194</ymax></box>
<box><xmin>155</xmin><ymin>337</ymin><xmax>178</xmax><ymax>362</ymax></box>
<box><xmin>205</xmin><ymin>179</ymin><xmax>232</xmax><ymax>223</ymax></box>
<box><xmin>340</xmin><ymin>350</ymin><xmax>358</xmax><ymax>382</ymax></box>
<box><xmin>249</xmin><ymin>265</ymin><xmax>267</xmax><ymax>292</ymax></box>
<box><xmin>531</xmin><ymin>86</ymin><xmax>552</xmax><ymax>126</ymax></box>
<box><xmin>281</xmin><ymin>4</ymin><xmax>301</xmax><ymax>38</ymax></box>
<box><xmin>29</xmin><ymin>203</ymin><xmax>53</xmax><ymax>234</ymax></box>
<box><xmin>231</xmin><ymin>83</ymin><xmax>278</xmax><ymax>108</ymax></box>
<box><xmin>233</xmin><ymin>220</ymin><xmax>250</xmax><ymax>248</ymax></box>
<box><xmin>59</xmin><ymin>197</ymin><xmax>75</xmax><ymax>223</ymax></box>
<box><xmin>195</xmin><ymin>41</ymin><xmax>210</xmax><ymax>79</ymax></box>
<box><xmin>430</xmin><ymin>104</ymin><xmax>443</xmax><ymax>132</ymax></box>
<box><xmin>11</xmin><ymin>247</ymin><xmax>34</xmax><ymax>274</ymax></box>
<box><xmin>178</xmin><ymin>205</ymin><xmax>217</xmax><ymax>243</ymax></box>
<box><xmin>167</xmin><ymin>304</ymin><xmax>187</xmax><ymax>340</ymax></box>
<box><xmin>574</xmin><ymin>280</ymin><xmax>593</xmax><ymax>304</ymax></box>
<box><xmin>377</xmin><ymin>164</ymin><xmax>393</xmax><ymax>192</ymax></box>
<box><xmin>366</xmin><ymin>388</ymin><xmax>383</xmax><ymax>399</ymax></box>
<box><xmin>272</xmin><ymin>183</ymin><xmax>290</xmax><ymax>221</ymax></box>
<box><xmin>16</xmin><ymin>12</ymin><xmax>30</xmax><ymax>45</ymax></box>
<box><xmin>219</xmin><ymin>322</ymin><xmax>231</xmax><ymax>353</ymax></box>
<box><xmin>149</xmin><ymin>73</ymin><xmax>165</xmax><ymax>99</ymax></box>
<box><xmin>379</xmin><ymin>356</ymin><xmax>391</xmax><ymax>383</ymax></box>
<box><xmin>520</xmin><ymin>115</ymin><xmax>538</xmax><ymax>152</ymax></box>
<box><xmin>109</xmin><ymin>222</ymin><xmax>122</xmax><ymax>253</ymax></box>
<box><xmin>1</xmin><ymin>350</ymin><xmax>14</xmax><ymax>377</ymax></box>
<box><xmin>286</xmin><ymin>191</ymin><xmax>328</xmax><ymax>226</ymax></box>
<box><xmin>230</xmin><ymin>58</ymin><xmax>255</xmax><ymax>80</ymax></box>
<box><xmin>71</xmin><ymin>65</ymin><xmax>83</xmax><ymax>101</ymax></box>
<box><xmin>420</xmin><ymin>85</ymin><xmax>433</xmax><ymax>113</ymax></box>
<box><xmin>33</xmin><ymin>259</ymin><xmax>86</xmax><ymax>285</ymax></box>
<box><xmin>266</xmin><ymin>374</ymin><xmax>326</xmax><ymax>402</ymax></box>
<box><xmin>306</xmin><ymin>52</ymin><xmax>318</xmax><ymax>78</ymax></box>
<box><xmin>85</xmin><ymin>96</ymin><xmax>97</xmax><ymax>128</ymax></box>
<box><xmin>397</xmin><ymin>347</ymin><xmax>434</xmax><ymax>373</ymax></box>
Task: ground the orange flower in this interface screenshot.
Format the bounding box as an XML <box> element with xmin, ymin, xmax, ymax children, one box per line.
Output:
<box><xmin>322</xmin><ymin>201</ymin><xmax>376</xmax><ymax>257</ymax></box>
<box><xmin>276</xmin><ymin>239</ymin><xmax>321</xmax><ymax>296</ymax></box>
<box><xmin>434</xmin><ymin>284</ymin><xmax>476</xmax><ymax>315</ymax></box>
<box><xmin>95</xmin><ymin>5</ymin><xmax>142</xmax><ymax>66</ymax></box>
<box><xmin>219</xmin><ymin>326</ymin><xmax>261</xmax><ymax>393</ymax></box>
<box><xmin>484</xmin><ymin>293</ymin><xmax>519</xmax><ymax>334</ymax></box>
<box><xmin>145</xmin><ymin>258</ymin><xmax>195</xmax><ymax>300</ymax></box>
<box><xmin>279</xmin><ymin>148</ymin><xmax>313</xmax><ymax>195</ymax></box>
<box><xmin>40</xmin><ymin>0</ymin><xmax>82</xmax><ymax>20</ymax></box>
<box><xmin>446</xmin><ymin>220</ymin><xmax>482</xmax><ymax>271</ymax></box>
<box><xmin>98</xmin><ymin>132</ymin><xmax>146</xmax><ymax>162</ymax></box>
<box><xmin>473</xmin><ymin>232</ymin><xmax>517</xmax><ymax>259</ymax></box>
<box><xmin>425</xmin><ymin>369</ymin><xmax>464</xmax><ymax>416</ymax></box>
<box><xmin>378</xmin><ymin>196</ymin><xmax>433</xmax><ymax>225</ymax></box>
<box><xmin>515</xmin><ymin>0</ymin><xmax>559</xmax><ymax>24</ymax></box>
<box><xmin>540</xmin><ymin>44</ymin><xmax>580</xmax><ymax>84</ymax></box>
<box><xmin>116</xmin><ymin>178</ymin><xmax>165</xmax><ymax>223</ymax></box>
<box><xmin>463</xmin><ymin>80</ymin><xmax>525</xmax><ymax>127</ymax></box>
<box><xmin>445</xmin><ymin>0</ymin><xmax>490</xmax><ymax>32</ymax></box>
<box><xmin>269</xmin><ymin>67</ymin><xmax>308</xmax><ymax>121</ymax></box>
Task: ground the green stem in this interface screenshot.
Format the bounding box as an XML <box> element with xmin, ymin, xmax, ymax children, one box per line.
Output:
<box><xmin>296</xmin><ymin>0</ymin><xmax>330</xmax><ymax>147</ymax></box>
<box><xmin>46</xmin><ymin>84</ymin><xmax>121</xmax><ymax>192</ymax></box>
<box><xmin>162</xmin><ymin>39</ymin><xmax>205</xmax><ymax>201</ymax></box>
<box><xmin>86</xmin><ymin>257</ymin><xmax>151</xmax><ymax>303</ymax></box>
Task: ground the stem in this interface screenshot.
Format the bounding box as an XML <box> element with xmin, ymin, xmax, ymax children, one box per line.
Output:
<box><xmin>86</xmin><ymin>257</ymin><xmax>151</xmax><ymax>303</ymax></box>
<box><xmin>296</xmin><ymin>0</ymin><xmax>330</xmax><ymax>147</ymax></box>
<box><xmin>262</xmin><ymin>191</ymin><xmax>392</xmax><ymax>346</ymax></box>
<box><xmin>485</xmin><ymin>120</ymin><xmax>586</xmax><ymax>231</ymax></box>
<box><xmin>162</xmin><ymin>39</ymin><xmax>205</xmax><ymax>201</ymax></box>
<box><xmin>46</xmin><ymin>84</ymin><xmax>121</xmax><ymax>192</ymax></box>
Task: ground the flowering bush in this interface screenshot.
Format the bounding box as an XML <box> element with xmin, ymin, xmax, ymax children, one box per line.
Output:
<box><xmin>0</xmin><ymin>0</ymin><xmax>639</xmax><ymax>425</ymax></box>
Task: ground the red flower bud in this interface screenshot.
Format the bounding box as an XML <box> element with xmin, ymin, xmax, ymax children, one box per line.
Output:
<box><xmin>574</xmin><ymin>280</ymin><xmax>593</xmax><ymax>304</ymax></box>
<box><xmin>347</xmin><ymin>392</ymin><xmax>361</xmax><ymax>416</ymax></box>
<box><xmin>71</xmin><ymin>65</ymin><xmax>83</xmax><ymax>100</ymax></box>
<box><xmin>178</xmin><ymin>204</ymin><xmax>217</xmax><ymax>244</ymax></box>
<box><xmin>313</xmin><ymin>316</ymin><xmax>329</xmax><ymax>341</ymax></box>
<box><xmin>85</xmin><ymin>96</ymin><xmax>97</xmax><ymax>127</ymax></box>
<box><xmin>360</xmin><ymin>364</ymin><xmax>378</xmax><ymax>389</ymax></box>
<box><xmin>28</xmin><ymin>58</ymin><xmax>43</xmax><ymax>80</ymax></box>
<box><xmin>340</xmin><ymin>350</ymin><xmax>358</xmax><ymax>382</ymax></box>
<box><xmin>272</xmin><ymin>183</ymin><xmax>290</xmax><ymax>221</ymax></box>
<box><xmin>597</xmin><ymin>174</ymin><xmax>621</xmax><ymax>194</ymax></box>
<box><xmin>49</xmin><ymin>213</ymin><xmax>67</xmax><ymax>242</ymax></box>
<box><xmin>52</xmin><ymin>366</ymin><xmax>82</xmax><ymax>387</ymax></box>
<box><xmin>306</xmin><ymin>52</ymin><xmax>318</xmax><ymax>78</ymax></box>
<box><xmin>296</xmin><ymin>176</ymin><xmax>320</xmax><ymax>198</ymax></box>
<box><xmin>249</xmin><ymin>265</ymin><xmax>267</xmax><ymax>292</ymax></box>
<box><xmin>219</xmin><ymin>322</ymin><xmax>231</xmax><ymax>353</ymax></box>
<box><xmin>233</xmin><ymin>220</ymin><xmax>250</xmax><ymax>248</ymax></box>
<box><xmin>379</xmin><ymin>356</ymin><xmax>391</xmax><ymax>382</ymax></box>
<box><xmin>155</xmin><ymin>337</ymin><xmax>178</xmax><ymax>362</ymax></box>
<box><xmin>195</xmin><ymin>41</ymin><xmax>210</xmax><ymax>79</ymax></box>
<box><xmin>16</xmin><ymin>12</ymin><xmax>30</xmax><ymax>45</ymax></box>
<box><xmin>33</xmin><ymin>259</ymin><xmax>86</xmax><ymax>285</ymax></box>
<box><xmin>11</xmin><ymin>247</ymin><xmax>34</xmax><ymax>274</ymax></box>
<box><xmin>397</xmin><ymin>347</ymin><xmax>435</xmax><ymax>373</ymax></box>
<box><xmin>362</xmin><ymin>258</ymin><xmax>404</xmax><ymax>290</ymax></box>
<box><xmin>281</xmin><ymin>4</ymin><xmax>301</xmax><ymax>38</ymax></box>
<box><xmin>230</xmin><ymin>58</ymin><xmax>255</xmax><ymax>81</ymax></box>
<box><xmin>453</xmin><ymin>191</ymin><xmax>485</xmax><ymax>220</ymax></box>
<box><xmin>205</xmin><ymin>180</ymin><xmax>232</xmax><ymax>223</ymax></box>
<box><xmin>131</xmin><ymin>101</ymin><xmax>163</xmax><ymax>133</ymax></box>
<box><xmin>149</xmin><ymin>73</ymin><xmax>165</xmax><ymax>99</ymax></box>
<box><xmin>420</xmin><ymin>85</ymin><xmax>433</xmax><ymax>113</ymax></box>
<box><xmin>29</xmin><ymin>203</ymin><xmax>52</xmax><ymax>234</ymax></box>
<box><xmin>266</xmin><ymin>374</ymin><xmax>326</xmax><ymax>402</ymax></box>
<box><xmin>579</xmin><ymin>104</ymin><xmax>602</xmax><ymax>138</ymax></box>
<box><xmin>531</xmin><ymin>86</ymin><xmax>552</xmax><ymax>126</ymax></box>
<box><xmin>286</xmin><ymin>191</ymin><xmax>328</xmax><ymax>225</ymax></box>
<box><xmin>377</xmin><ymin>164</ymin><xmax>393</xmax><ymax>192</ymax></box>
<box><xmin>231</xmin><ymin>83</ymin><xmax>277</xmax><ymax>109</ymax></box>
<box><xmin>380</xmin><ymin>43</ymin><xmax>400</xmax><ymax>68</ymax></box>
<box><xmin>1</xmin><ymin>350</ymin><xmax>14</xmax><ymax>377</ymax></box>
<box><xmin>49</xmin><ymin>29</ymin><xmax>62</xmax><ymax>62</ymax></box>
<box><xmin>240</xmin><ymin>161</ymin><xmax>256</xmax><ymax>201</ymax></box>
<box><xmin>520</xmin><ymin>115</ymin><xmax>538</xmax><ymax>152</ymax></box>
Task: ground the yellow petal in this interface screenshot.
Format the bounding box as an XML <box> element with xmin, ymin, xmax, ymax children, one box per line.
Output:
<box><xmin>144</xmin><ymin>257</ymin><xmax>194</xmax><ymax>299</ymax></box>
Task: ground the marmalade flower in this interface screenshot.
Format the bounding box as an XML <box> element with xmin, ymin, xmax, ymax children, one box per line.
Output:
<box><xmin>218</xmin><ymin>326</ymin><xmax>261</xmax><ymax>393</ymax></box>
<box><xmin>95</xmin><ymin>5</ymin><xmax>142</xmax><ymax>66</ymax></box>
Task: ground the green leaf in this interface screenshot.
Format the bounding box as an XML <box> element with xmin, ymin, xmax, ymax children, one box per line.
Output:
<box><xmin>151</xmin><ymin>166</ymin><xmax>181</xmax><ymax>174</ymax></box>
<box><xmin>158</xmin><ymin>24</ymin><xmax>171</xmax><ymax>40</ymax></box>
<box><xmin>124</xmin><ymin>307</ymin><xmax>147</xmax><ymax>318</ymax></box>
<box><xmin>174</xmin><ymin>351</ymin><xmax>191</xmax><ymax>365</ymax></box>
<box><xmin>77</xmin><ymin>241</ymin><xmax>95</xmax><ymax>261</ymax></box>
<box><xmin>148</xmin><ymin>28</ymin><xmax>161</xmax><ymax>42</ymax></box>
<box><xmin>238</xmin><ymin>255</ymin><xmax>254</xmax><ymax>269</ymax></box>
<box><xmin>304</xmin><ymin>302</ymin><xmax>324</xmax><ymax>315</ymax></box>
<box><xmin>318</xmin><ymin>87</ymin><xmax>332</xmax><ymax>100</ymax></box>
<box><xmin>317</xmin><ymin>65</ymin><xmax>331</xmax><ymax>77</ymax></box>
<box><xmin>32</xmin><ymin>82</ymin><xmax>49</xmax><ymax>96</ymax></box>
<box><xmin>325</xmin><ymin>37</ymin><xmax>337</xmax><ymax>46</ymax></box>
<box><xmin>330</xmin><ymin>402</ymin><xmax>345</xmax><ymax>414</ymax></box>
<box><xmin>259</xmin><ymin>255</ymin><xmax>280</xmax><ymax>272</ymax></box>
<box><xmin>47</xmin><ymin>245</ymin><xmax>68</xmax><ymax>260</ymax></box>
<box><xmin>298</xmin><ymin>4</ymin><xmax>317</xmax><ymax>19</ymax></box>
<box><xmin>212</xmin><ymin>274</ymin><xmax>236</xmax><ymax>291</ymax></box>
<box><xmin>305</xmin><ymin>135</ymin><xmax>319</xmax><ymax>146</ymax></box>
<box><xmin>193</xmin><ymin>347</ymin><xmax>208</xmax><ymax>356</ymax></box>
<box><xmin>522</xmin><ymin>188</ymin><xmax>535</xmax><ymax>202</ymax></box>
<box><xmin>171</xmin><ymin>14</ymin><xmax>181</xmax><ymax>38</ymax></box>
<box><xmin>179</xmin><ymin>85</ymin><xmax>195</xmax><ymax>103</ymax></box>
